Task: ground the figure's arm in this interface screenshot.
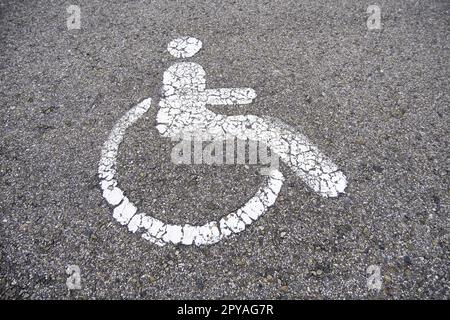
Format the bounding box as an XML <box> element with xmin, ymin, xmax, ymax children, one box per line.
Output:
<box><xmin>206</xmin><ymin>88</ymin><xmax>256</xmax><ymax>105</ymax></box>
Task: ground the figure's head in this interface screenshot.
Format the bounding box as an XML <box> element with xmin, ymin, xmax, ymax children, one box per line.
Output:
<box><xmin>167</xmin><ymin>36</ymin><xmax>202</xmax><ymax>58</ymax></box>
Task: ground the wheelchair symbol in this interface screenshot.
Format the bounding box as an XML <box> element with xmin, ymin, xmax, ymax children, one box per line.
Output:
<box><xmin>98</xmin><ymin>37</ymin><xmax>347</xmax><ymax>246</ymax></box>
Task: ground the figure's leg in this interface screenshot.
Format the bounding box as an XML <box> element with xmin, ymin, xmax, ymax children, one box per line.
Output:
<box><xmin>222</xmin><ymin>115</ymin><xmax>347</xmax><ymax>198</ymax></box>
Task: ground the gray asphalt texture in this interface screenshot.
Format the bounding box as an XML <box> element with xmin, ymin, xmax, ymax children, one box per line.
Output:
<box><xmin>1</xmin><ymin>0</ymin><xmax>449</xmax><ymax>299</ymax></box>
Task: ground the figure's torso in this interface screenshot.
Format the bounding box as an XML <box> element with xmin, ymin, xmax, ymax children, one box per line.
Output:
<box><xmin>162</xmin><ymin>62</ymin><xmax>207</xmax><ymax>98</ymax></box>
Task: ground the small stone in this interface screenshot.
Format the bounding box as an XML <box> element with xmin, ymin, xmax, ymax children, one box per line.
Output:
<box><xmin>148</xmin><ymin>276</ymin><xmax>157</xmax><ymax>283</ymax></box>
<box><xmin>404</xmin><ymin>256</ymin><xmax>412</xmax><ymax>266</ymax></box>
<box><xmin>362</xmin><ymin>227</ymin><xmax>370</xmax><ymax>236</ymax></box>
<box><xmin>280</xmin><ymin>231</ymin><xmax>287</xmax><ymax>238</ymax></box>
<box><xmin>372</xmin><ymin>164</ymin><xmax>384</xmax><ymax>173</ymax></box>
<box><xmin>305</xmin><ymin>95</ymin><xmax>312</xmax><ymax>104</ymax></box>
<box><xmin>42</xmin><ymin>106</ymin><xmax>56</xmax><ymax>114</ymax></box>
<box><xmin>235</xmin><ymin>257</ymin><xmax>245</xmax><ymax>266</ymax></box>
<box><xmin>195</xmin><ymin>278</ymin><xmax>205</xmax><ymax>290</ymax></box>
<box><xmin>355</xmin><ymin>137</ymin><xmax>365</xmax><ymax>145</ymax></box>
<box><xmin>280</xmin><ymin>285</ymin><xmax>289</xmax><ymax>292</ymax></box>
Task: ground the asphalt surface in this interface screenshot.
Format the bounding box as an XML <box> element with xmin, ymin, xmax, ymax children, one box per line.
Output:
<box><xmin>1</xmin><ymin>0</ymin><xmax>449</xmax><ymax>299</ymax></box>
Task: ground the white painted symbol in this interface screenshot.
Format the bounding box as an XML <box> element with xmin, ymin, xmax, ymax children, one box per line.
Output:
<box><xmin>66</xmin><ymin>265</ymin><xmax>81</xmax><ymax>290</ymax></box>
<box><xmin>367</xmin><ymin>265</ymin><xmax>382</xmax><ymax>291</ymax></box>
<box><xmin>367</xmin><ymin>5</ymin><xmax>381</xmax><ymax>30</ymax></box>
<box><xmin>66</xmin><ymin>5</ymin><xmax>81</xmax><ymax>30</ymax></box>
<box><xmin>98</xmin><ymin>36</ymin><xmax>347</xmax><ymax>246</ymax></box>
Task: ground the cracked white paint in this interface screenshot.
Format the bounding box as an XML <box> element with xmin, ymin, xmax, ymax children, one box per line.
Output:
<box><xmin>167</xmin><ymin>37</ymin><xmax>202</xmax><ymax>58</ymax></box>
<box><xmin>113</xmin><ymin>196</ymin><xmax>137</xmax><ymax>225</ymax></box>
<box><xmin>98</xmin><ymin>36</ymin><xmax>347</xmax><ymax>246</ymax></box>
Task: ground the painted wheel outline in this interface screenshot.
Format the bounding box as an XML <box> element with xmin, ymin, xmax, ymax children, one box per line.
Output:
<box><xmin>99</xmin><ymin>98</ymin><xmax>285</xmax><ymax>246</ymax></box>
